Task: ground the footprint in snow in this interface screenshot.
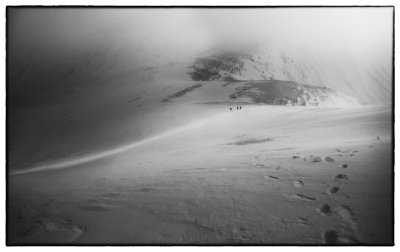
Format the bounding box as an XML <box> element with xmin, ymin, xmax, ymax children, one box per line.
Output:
<box><xmin>293</xmin><ymin>180</ymin><xmax>304</xmax><ymax>187</ymax></box>
<box><xmin>297</xmin><ymin>217</ymin><xmax>313</xmax><ymax>227</ymax></box>
<box><xmin>335</xmin><ymin>205</ymin><xmax>359</xmax><ymax>231</ymax></box>
<box><xmin>305</xmin><ymin>156</ymin><xmax>323</xmax><ymax>162</ymax></box>
<box><xmin>304</xmin><ymin>155</ymin><xmax>334</xmax><ymax>162</ymax></box>
<box><xmin>317</xmin><ymin>204</ymin><xmax>332</xmax><ymax>216</ymax></box>
<box><xmin>333</xmin><ymin>174</ymin><xmax>349</xmax><ymax>181</ymax></box>
<box><xmin>322</xmin><ymin>230</ymin><xmax>360</xmax><ymax>245</ymax></box>
<box><xmin>293</xmin><ymin>194</ymin><xmax>316</xmax><ymax>201</ymax></box>
<box><xmin>326</xmin><ymin>186</ymin><xmax>339</xmax><ymax>194</ymax></box>
<box><xmin>265</xmin><ymin>175</ymin><xmax>279</xmax><ymax>180</ymax></box>
<box><xmin>252</xmin><ymin>163</ymin><xmax>265</xmax><ymax>167</ymax></box>
<box><xmin>322</xmin><ymin>230</ymin><xmax>339</xmax><ymax>244</ymax></box>
<box><xmin>341</xmin><ymin>164</ymin><xmax>348</xmax><ymax>168</ymax></box>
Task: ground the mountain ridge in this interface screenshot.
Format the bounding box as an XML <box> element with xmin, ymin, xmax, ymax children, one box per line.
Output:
<box><xmin>189</xmin><ymin>47</ymin><xmax>391</xmax><ymax>105</ymax></box>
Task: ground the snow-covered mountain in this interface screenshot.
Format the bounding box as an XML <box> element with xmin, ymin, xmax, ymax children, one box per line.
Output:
<box><xmin>189</xmin><ymin>46</ymin><xmax>391</xmax><ymax>105</ymax></box>
<box><xmin>8</xmin><ymin>39</ymin><xmax>391</xmax><ymax>171</ymax></box>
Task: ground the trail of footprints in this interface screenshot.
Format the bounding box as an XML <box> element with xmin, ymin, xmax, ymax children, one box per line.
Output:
<box><xmin>312</xmin><ymin>148</ymin><xmax>361</xmax><ymax>244</ymax></box>
<box><xmin>252</xmin><ymin>146</ymin><xmax>361</xmax><ymax>244</ymax></box>
<box><xmin>321</xmin><ymin>148</ymin><xmax>361</xmax><ymax>244</ymax></box>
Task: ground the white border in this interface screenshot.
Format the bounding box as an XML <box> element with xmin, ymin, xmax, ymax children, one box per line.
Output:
<box><xmin>1</xmin><ymin>1</ymin><xmax>397</xmax><ymax>251</ymax></box>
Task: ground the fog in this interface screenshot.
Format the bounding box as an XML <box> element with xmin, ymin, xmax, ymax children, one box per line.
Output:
<box><xmin>9</xmin><ymin>8</ymin><xmax>392</xmax><ymax>64</ymax></box>
<box><xmin>197</xmin><ymin>8</ymin><xmax>392</xmax><ymax>58</ymax></box>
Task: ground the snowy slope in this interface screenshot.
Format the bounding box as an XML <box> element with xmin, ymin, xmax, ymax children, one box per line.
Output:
<box><xmin>8</xmin><ymin>104</ymin><xmax>393</xmax><ymax>244</ymax></box>
<box><xmin>8</xmin><ymin>40</ymin><xmax>388</xmax><ymax>172</ymax></box>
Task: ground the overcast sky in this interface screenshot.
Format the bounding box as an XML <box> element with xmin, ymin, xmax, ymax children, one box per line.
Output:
<box><xmin>8</xmin><ymin>8</ymin><xmax>393</xmax><ymax>63</ymax></box>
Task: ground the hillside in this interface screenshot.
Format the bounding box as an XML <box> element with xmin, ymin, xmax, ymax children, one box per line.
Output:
<box><xmin>9</xmin><ymin>42</ymin><xmax>384</xmax><ymax>172</ymax></box>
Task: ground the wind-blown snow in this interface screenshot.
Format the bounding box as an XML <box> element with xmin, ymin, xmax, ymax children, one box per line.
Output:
<box><xmin>10</xmin><ymin>113</ymin><xmax>222</xmax><ymax>175</ymax></box>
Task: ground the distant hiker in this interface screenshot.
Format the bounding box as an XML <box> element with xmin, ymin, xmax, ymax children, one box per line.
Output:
<box><xmin>240</xmin><ymin>106</ymin><xmax>242</xmax><ymax>110</ymax></box>
<box><xmin>230</xmin><ymin>107</ymin><xmax>232</xmax><ymax>111</ymax></box>
<box><xmin>237</xmin><ymin>106</ymin><xmax>239</xmax><ymax>110</ymax></box>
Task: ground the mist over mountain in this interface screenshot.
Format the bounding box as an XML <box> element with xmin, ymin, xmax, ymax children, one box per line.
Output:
<box><xmin>9</xmin><ymin>8</ymin><xmax>392</xmax><ymax>106</ymax></box>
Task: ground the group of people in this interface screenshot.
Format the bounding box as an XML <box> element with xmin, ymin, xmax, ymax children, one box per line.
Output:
<box><xmin>230</xmin><ymin>106</ymin><xmax>242</xmax><ymax>111</ymax></box>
